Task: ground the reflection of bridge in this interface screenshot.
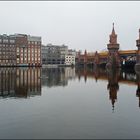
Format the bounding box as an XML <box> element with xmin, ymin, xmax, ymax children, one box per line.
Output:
<box><xmin>75</xmin><ymin>67</ymin><xmax>140</xmax><ymax>110</ymax></box>
<box><xmin>76</xmin><ymin>24</ymin><xmax>140</xmax><ymax>69</ymax></box>
<box><xmin>75</xmin><ymin>67</ymin><xmax>137</xmax><ymax>85</ymax></box>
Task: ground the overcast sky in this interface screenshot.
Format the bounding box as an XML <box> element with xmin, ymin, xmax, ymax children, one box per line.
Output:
<box><xmin>0</xmin><ymin>1</ymin><xmax>140</xmax><ymax>52</ymax></box>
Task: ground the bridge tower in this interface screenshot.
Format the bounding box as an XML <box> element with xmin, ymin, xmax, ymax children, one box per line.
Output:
<box><xmin>94</xmin><ymin>51</ymin><xmax>100</xmax><ymax>66</ymax></box>
<box><xmin>135</xmin><ymin>29</ymin><xmax>140</xmax><ymax>70</ymax></box>
<box><xmin>106</xmin><ymin>23</ymin><xmax>120</xmax><ymax>68</ymax></box>
<box><xmin>84</xmin><ymin>50</ymin><xmax>87</xmax><ymax>64</ymax></box>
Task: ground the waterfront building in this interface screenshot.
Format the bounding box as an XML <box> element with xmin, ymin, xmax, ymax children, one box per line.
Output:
<box><xmin>65</xmin><ymin>49</ymin><xmax>76</xmax><ymax>66</ymax></box>
<box><xmin>16</xmin><ymin>34</ymin><xmax>41</xmax><ymax>66</ymax></box>
<box><xmin>65</xmin><ymin>55</ymin><xmax>75</xmax><ymax>66</ymax></box>
<box><xmin>68</xmin><ymin>49</ymin><xmax>76</xmax><ymax>56</ymax></box>
<box><xmin>41</xmin><ymin>44</ymin><xmax>76</xmax><ymax>66</ymax></box>
<box><xmin>41</xmin><ymin>45</ymin><xmax>48</xmax><ymax>65</ymax></box>
<box><xmin>0</xmin><ymin>34</ymin><xmax>17</xmax><ymax>66</ymax></box>
<box><xmin>41</xmin><ymin>44</ymin><xmax>68</xmax><ymax>65</ymax></box>
<box><xmin>0</xmin><ymin>34</ymin><xmax>41</xmax><ymax>67</ymax></box>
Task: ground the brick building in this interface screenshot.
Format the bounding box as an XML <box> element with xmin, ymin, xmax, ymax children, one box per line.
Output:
<box><xmin>0</xmin><ymin>34</ymin><xmax>41</xmax><ymax>67</ymax></box>
<box><xmin>16</xmin><ymin>34</ymin><xmax>41</xmax><ymax>66</ymax></box>
<box><xmin>0</xmin><ymin>34</ymin><xmax>16</xmax><ymax>66</ymax></box>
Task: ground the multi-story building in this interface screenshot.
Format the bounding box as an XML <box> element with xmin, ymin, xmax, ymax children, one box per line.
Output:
<box><xmin>65</xmin><ymin>49</ymin><xmax>76</xmax><ymax>66</ymax></box>
<box><xmin>41</xmin><ymin>44</ymin><xmax>68</xmax><ymax>65</ymax></box>
<box><xmin>0</xmin><ymin>34</ymin><xmax>17</xmax><ymax>66</ymax></box>
<box><xmin>16</xmin><ymin>34</ymin><xmax>41</xmax><ymax>66</ymax></box>
<box><xmin>42</xmin><ymin>45</ymin><xmax>48</xmax><ymax>64</ymax></box>
<box><xmin>0</xmin><ymin>34</ymin><xmax>41</xmax><ymax>67</ymax></box>
<box><xmin>16</xmin><ymin>34</ymin><xmax>28</xmax><ymax>66</ymax></box>
<box><xmin>68</xmin><ymin>49</ymin><xmax>76</xmax><ymax>56</ymax></box>
<box><xmin>65</xmin><ymin>55</ymin><xmax>75</xmax><ymax>66</ymax></box>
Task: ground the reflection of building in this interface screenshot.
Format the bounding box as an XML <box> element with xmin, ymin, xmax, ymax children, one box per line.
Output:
<box><xmin>65</xmin><ymin>67</ymin><xmax>76</xmax><ymax>80</ymax></box>
<box><xmin>16</xmin><ymin>68</ymin><xmax>41</xmax><ymax>97</ymax></box>
<box><xmin>42</xmin><ymin>68</ymin><xmax>67</xmax><ymax>87</ymax></box>
<box><xmin>42</xmin><ymin>67</ymin><xmax>76</xmax><ymax>87</ymax></box>
<box><xmin>0</xmin><ymin>68</ymin><xmax>41</xmax><ymax>98</ymax></box>
<box><xmin>0</xmin><ymin>68</ymin><xmax>16</xmax><ymax>96</ymax></box>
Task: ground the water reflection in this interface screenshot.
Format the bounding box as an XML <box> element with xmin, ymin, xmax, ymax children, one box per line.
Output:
<box><xmin>75</xmin><ymin>66</ymin><xmax>139</xmax><ymax>109</ymax></box>
<box><xmin>136</xmin><ymin>71</ymin><xmax>140</xmax><ymax>108</ymax></box>
<box><xmin>0</xmin><ymin>66</ymin><xmax>139</xmax><ymax>109</ymax></box>
<box><xmin>0</xmin><ymin>67</ymin><xmax>41</xmax><ymax>98</ymax></box>
<box><xmin>42</xmin><ymin>67</ymin><xmax>76</xmax><ymax>87</ymax></box>
<box><xmin>0</xmin><ymin>67</ymin><xmax>139</xmax><ymax>139</ymax></box>
<box><xmin>107</xmin><ymin>68</ymin><xmax>120</xmax><ymax>111</ymax></box>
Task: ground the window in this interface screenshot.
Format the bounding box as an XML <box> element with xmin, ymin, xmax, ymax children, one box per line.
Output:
<box><xmin>3</xmin><ymin>39</ymin><xmax>8</xmax><ymax>43</ymax></box>
<box><xmin>10</xmin><ymin>40</ymin><xmax>15</xmax><ymax>43</ymax></box>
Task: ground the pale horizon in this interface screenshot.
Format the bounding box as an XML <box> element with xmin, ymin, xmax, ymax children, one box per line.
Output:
<box><xmin>0</xmin><ymin>1</ymin><xmax>140</xmax><ymax>52</ymax></box>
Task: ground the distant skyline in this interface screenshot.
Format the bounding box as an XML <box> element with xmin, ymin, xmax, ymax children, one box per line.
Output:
<box><xmin>0</xmin><ymin>1</ymin><xmax>140</xmax><ymax>52</ymax></box>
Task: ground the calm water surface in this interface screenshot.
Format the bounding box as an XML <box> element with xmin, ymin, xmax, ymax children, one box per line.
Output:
<box><xmin>0</xmin><ymin>67</ymin><xmax>139</xmax><ymax>139</ymax></box>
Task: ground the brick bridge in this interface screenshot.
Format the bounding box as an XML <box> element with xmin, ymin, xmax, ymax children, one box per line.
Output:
<box><xmin>76</xmin><ymin>23</ymin><xmax>140</xmax><ymax>70</ymax></box>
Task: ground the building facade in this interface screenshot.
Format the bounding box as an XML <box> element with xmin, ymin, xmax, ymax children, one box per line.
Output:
<box><xmin>42</xmin><ymin>45</ymin><xmax>48</xmax><ymax>64</ymax></box>
<box><xmin>0</xmin><ymin>34</ymin><xmax>16</xmax><ymax>66</ymax></box>
<box><xmin>0</xmin><ymin>34</ymin><xmax>41</xmax><ymax>67</ymax></box>
<box><xmin>41</xmin><ymin>44</ymin><xmax>68</xmax><ymax>65</ymax></box>
<box><xmin>65</xmin><ymin>55</ymin><xmax>75</xmax><ymax>66</ymax></box>
<box><xmin>16</xmin><ymin>34</ymin><xmax>41</xmax><ymax>66</ymax></box>
<box><xmin>65</xmin><ymin>49</ymin><xmax>76</xmax><ymax>66</ymax></box>
<box><xmin>41</xmin><ymin>44</ymin><xmax>76</xmax><ymax>66</ymax></box>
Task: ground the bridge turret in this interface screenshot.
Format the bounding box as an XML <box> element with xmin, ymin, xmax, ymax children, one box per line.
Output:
<box><xmin>106</xmin><ymin>23</ymin><xmax>120</xmax><ymax>68</ymax></box>
<box><xmin>107</xmin><ymin>23</ymin><xmax>119</xmax><ymax>50</ymax></box>
<box><xmin>135</xmin><ymin>29</ymin><xmax>140</xmax><ymax>71</ymax></box>
<box><xmin>84</xmin><ymin>49</ymin><xmax>87</xmax><ymax>64</ymax></box>
<box><xmin>136</xmin><ymin>29</ymin><xmax>140</xmax><ymax>47</ymax></box>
